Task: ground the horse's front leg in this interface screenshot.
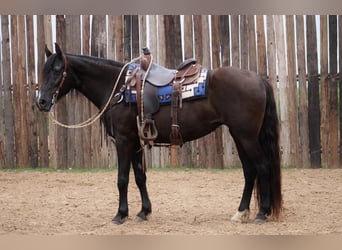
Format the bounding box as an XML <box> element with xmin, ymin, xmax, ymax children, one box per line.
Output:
<box><xmin>112</xmin><ymin>143</ymin><xmax>131</xmax><ymax>225</ymax></box>
<box><xmin>132</xmin><ymin>147</ymin><xmax>152</xmax><ymax>221</ymax></box>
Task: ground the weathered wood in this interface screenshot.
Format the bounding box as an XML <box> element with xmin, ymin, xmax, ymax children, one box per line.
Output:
<box><xmin>274</xmin><ymin>15</ymin><xmax>291</xmax><ymax>166</ymax></box>
<box><xmin>231</xmin><ymin>15</ymin><xmax>240</xmax><ymax>68</ymax></box>
<box><xmin>26</xmin><ymin>15</ymin><xmax>39</xmax><ymax>168</ymax></box>
<box><xmin>240</xmin><ymin>15</ymin><xmax>248</xmax><ymax>70</ymax></box>
<box><xmin>320</xmin><ymin>15</ymin><xmax>329</xmax><ymax>168</ymax></box>
<box><xmin>91</xmin><ymin>15</ymin><xmax>107</xmax><ymax>168</ymax></box>
<box><xmin>164</xmin><ymin>15</ymin><xmax>182</xmax><ymax>167</ymax></box>
<box><xmin>286</xmin><ymin>15</ymin><xmax>299</xmax><ymax>166</ymax></box>
<box><xmin>11</xmin><ymin>15</ymin><xmax>29</xmax><ymax>167</ymax></box>
<box><xmin>248</xmin><ymin>15</ymin><xmax>257</xmax><ymax>72</ymax></box>
<box><xmin>157</xmin><ymin>15</ymin><xmax>170</xmax><ymax>167</ymax></box>
<box><xmin>123</xmin><ymin>15</ymin><xmax>132</xmax><ymax>61</ymax></box>
<box><xmin>81</xmin><ymin>15</ymin><xmax>93</xmax><ymax>167</ymax></box>
<box><xmin>266</xmin><ymin>16</ymin><xmax>277</xmax><ymax>101</ymax></box>
<box><xmin>195</xmin><ymin>15</ymin><xmax>220</xmax><ymax>168</ymax></box>
<box><xmin>1</xmin><ymin>15</ymin><xmax>15</xmax><ymax>168</ymax></box>
<box><xmin>178</xmin><ymin>15</ymin><xmax>194</xmax><ymax>168</ymax></box>
<box><xmin>67</xmin><ymin>15</ymin><xmax>84</xmax><ymax>168</ymax></box>
<box><xmin>183</xmin><ymin>15</ymin><xmax>194</xmax><ymax>59</ymax></box>
<box><xmin>256</xmin><ymin>15</ymin><xmax>267</xmax><ymax>77</ymax></box>
<box><xmin>36</xmin><ymin>15</ymin><xmax>50</xmax><ymax>168</ymax></box>
<box><xmin>43</xmin><ymin>15</ymin><xmax>56</xmax><ymax>168</ymax></box>
<box><xmin>296</xmin><ymin>15</ymin><xmax>310</xmax><ymax>167</ymax></box>
<box><xmin>306</xmin><ymin>15</ymin><xmax>321</xmax><ymax>168</ymax></box>
<box><xmin>54</xmin><ymin>15</ymin><xmax>68</xmax><ymax>169</ymax></box>
<box><xmin>339</xmin><ymin>15</ymin><xmax>342</xmax><ymax>167</ymax></box>
<box><xmin>219</xmin><ymin>15</ymin><xmax>230</xmax><ymax>67</ymax></box>
<box><xmin>328</xmin><ymin>15</ymin><xmax>338</xmax><ymax>168</ymax></box>
<box><xmin>131</xmin><ymin>15</ymin><xmax>140</xmax><ymax>58</ymax></box>
<box><xmin>211</xmin><ymin>15</ymin><xmax>224</xmax><ymax>169</ymax></box>
<box><xmin>222</xmin><ymin>15</ymin><xmax>241</xmax><ymax>167</ymax></box>
<box><xmin>0</xmin><ymin>17</ymin><xmax>4</xmax><ymax>167</ymax></box>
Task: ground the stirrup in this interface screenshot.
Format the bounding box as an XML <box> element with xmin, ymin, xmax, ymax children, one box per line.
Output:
<box><xmin>138</xmin><ymin>117</ymin><xmax>158</xmax><ymax>144</ymax></box>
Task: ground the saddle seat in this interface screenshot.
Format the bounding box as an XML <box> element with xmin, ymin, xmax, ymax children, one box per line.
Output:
<box><xmin>143</xmin><ymin>58</ymin><xmax>200</xmax><ymax>87</ymax></box>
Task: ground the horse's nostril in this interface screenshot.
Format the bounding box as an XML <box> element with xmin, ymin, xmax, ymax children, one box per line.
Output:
<box><xmin>39</xmin><ymin>99</ymin><xmax>46</xmax><ymax>105</ymax></box>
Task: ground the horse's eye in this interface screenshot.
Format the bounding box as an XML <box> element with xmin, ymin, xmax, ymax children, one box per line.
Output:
<box><xmin>53</xmin><ymin>65</ymin><xmax>63</xmax><ymax>72</ymax></box>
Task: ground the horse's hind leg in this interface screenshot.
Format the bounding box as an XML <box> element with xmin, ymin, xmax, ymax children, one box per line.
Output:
<box><xmin>232</xmin><ymin>135</ymin><xmax>271</xmax><ymax>223</ymax></box>
<box><xmin>231</xmin><ymin>138</ymin><xmax>256</xmax><ymax>223</ymax></box>
<box><xmin>132</xmin><ymin>148</ymin><xmax>152</xmax><ymax>221</ymax></box>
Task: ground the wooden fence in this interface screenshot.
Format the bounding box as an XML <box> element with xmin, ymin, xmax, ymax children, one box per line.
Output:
<box><xmin>0</xmin><ymin>15</ymin><xmax>341</xmax><ymax>169</ymax></box>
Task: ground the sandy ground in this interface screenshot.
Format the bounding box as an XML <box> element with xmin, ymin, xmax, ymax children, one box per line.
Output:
<box><xmin>0</xmin><ymin>168</ymin><xmax>341</xmax><ymax>235</ymax></box>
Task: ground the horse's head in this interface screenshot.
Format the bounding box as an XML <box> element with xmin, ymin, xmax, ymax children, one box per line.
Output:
<box><xmin>37</xmin><ymin>43</ymin><xmax>71</xmax><ymax>112</ymax></box>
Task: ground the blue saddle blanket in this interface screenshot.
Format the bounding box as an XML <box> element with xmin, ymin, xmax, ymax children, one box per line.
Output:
<box><xmin>124</xmin><ymin>66</ymin><xmax>208</xmax><ymax>104</ymax></box>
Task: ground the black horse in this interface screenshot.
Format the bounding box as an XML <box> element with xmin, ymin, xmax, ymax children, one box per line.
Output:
<box><xmin>37</xmin><ymin>43</ymin><xmax>282</xmax><ymax>224</ymax></box>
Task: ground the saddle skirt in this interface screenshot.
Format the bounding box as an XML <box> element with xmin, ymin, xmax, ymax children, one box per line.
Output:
<box><xmin>124</xmin><ymin>63</ymin><xmax>208</xmax><ymax>105</ymax></box>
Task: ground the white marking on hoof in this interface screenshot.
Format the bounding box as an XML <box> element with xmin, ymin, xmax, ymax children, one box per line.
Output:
<box><xmin>231</xmin><ymin>209</ymin><xmax>250</xmax><ymax>223</ymax></box>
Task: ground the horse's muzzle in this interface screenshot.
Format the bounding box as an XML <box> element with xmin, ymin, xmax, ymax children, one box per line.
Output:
<box><xmin>36</xmin><ymin>96</ymin><xmax>52</xmax><ymax>112</ymax></box>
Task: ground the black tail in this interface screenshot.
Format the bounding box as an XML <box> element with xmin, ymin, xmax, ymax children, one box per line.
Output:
<box><xmin>257</xmin><ymin>78</ymin><xmax>282</xmax><ymax>219</ymax></box>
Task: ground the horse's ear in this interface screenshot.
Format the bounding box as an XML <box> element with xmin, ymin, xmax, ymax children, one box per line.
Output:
<box><xmin>55</xmin><ymin>42</ymin><xmax>64</xmax><ymax>57</ymax></box>
<box><xmin>45</xmin><ymin>44</ymin><xmax>52</xmax><ymax>58</ymax></box>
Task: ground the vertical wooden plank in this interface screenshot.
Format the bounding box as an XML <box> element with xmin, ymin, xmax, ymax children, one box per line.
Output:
<box><xmin>139</xmin><ymin>15</ymin><xmax>147</xmax><ymax>51</ymax></box>
<box><xmin>55</xmin><ymin>15</ymin><xmax>68</xmax><ymax>169</ymax></box>
<box><xmin>81</xmin><ymin>15</ymin><xmax>93</xmax><ymax>167</ymax></box>
<box><xmin>157</xmin><ymin>15</ymin><xmax>170</xmax><ymax>167</ymax></box>
<box><xmin>91</xmin><ymin>15</ymin><xmax>107</xmax><ymax>168</ymax></box>
<box><xmin>286</xmin><ymin>15</ymin><xmax>299</xmax><ymax>166</ymax></box>
<box><xmin>256</xmin><ymin>15</ymin><xmax>267</xmax><ymax>77</ymax></box>
<box><xmin>183</xmin><ymin>15</ymin><xmax>194</xmax><ymax>59</ymax></box>
<box><xmin>131</xmin><ymin>15</ymin><xmax>140</xmax><ymax>58</ymax></box>
<box><xmin>223</xmin><ymin>15</ymin><xmax>240</xmax><ymax>167</ymax></box>
<box><xmin>231</xmin><ymin>15</ymin><xmax>240</xmax><ymax>68</ymax></box>
<box><xmin>11</xmin><ymin>15</ymin><xmax>29</xmax><ymax>167</ymax></box>
<box><xmin>219</xmin><ymin>15</ymin><xmax>230</xmax><ymax>67</ymax></box>
<box><xmin>274</xmin><ymin>15</ymin><xmax>291</xmax><ymax>166</ymax></box>
<box><xmin>266</xmin><ymin>16</ymin><xmax>277</xmax><ymax>99</ymax></box>
<box><xmin>210</xmin><ymin>15</ymin><xmax>224</xmax><ymax>169</ymax></box>
<box><xmin>36</xmin><ymin>15</ymin><xmax>50</xmax><ymax>168</ymax></box>
<box><xmin>248</xmin><ymin>15</ymin><xmax>257</xmax><ymax>72</ymax></box>
<box><xmin>194</xmin><ymin>15</ymin><xmax>219</xmax><ymax>168</ymax></box>
<box><xmin>106</xmin><ymin>15</ymin><xmax>118</xmax><ymax>168</ymax></box>
<box><xmin>44</xmin><ymin>15</ymin><xmax>56</xmax><ymax>168</ymax></box>
<box><xmin>148</xmin><ymin>15</ymin><xmax>161</xmax><ymax>168</ymax></box>
<box><xmin>320</xmin><ymin>15</ymin><xmax>329</xmax><ymax>168</ymax></box>
<box><xmin>339</xmin><ymin>15</ymin><xmax>342</xmax><ymax>167</ymax></box>
<box><xmin>0</xmin><ymin>17</ymin><xmax>4</xmax><ymax>167</ymax></box>
<box><xmin>240</xmin><ymin>15</ymin><xmax>248</xmax><ymax>70</ymax></box>
<box><xmin>66</xmin><ymin>15</ymin><xmax>83</xmax><ymax>168</ymax></box>
<box><xmin>114</xmin><ymin>16</ymin><xmax>124</xmax><ymax>62</ymax></box>
<box><xmin>306</xmin><ymin>15</ymin><xmax>321</xmax><ymax>168</ymax></box>
<box><xmin>26</xmin><ymin>15</ymin><xmax>39</xmax><ymax>168</ymax></box>
<box><xmin>218</xmin><ymin>15</ymin><xmax>234</xmax><ymax>168</ymax></box>
<box><xmin>164</xmin><ymin>15</ymin><xmax>182</xmax><ymax>168</ymax></box>
<box><xmin>328</xmin><ymin>15</ymin><xmax>338</xmax><ymax>168</ymax></box>
<box><xmin>296</xmin><ymin>15</ymin><xmax>310</xmax><ymax>167</ymax></box>
<box><xmin>180</xmin><ymin>15</ymin><xmax>195</xmax><ymax>168</ymax></box>
<box><xmin>123</xmin><ymin>15</ymin><xmax>132</xmax><ymax>61</ymax></box>
<box><xmin>1</xmin><ymin>15</ymin><xmax>15</xmax><ymax>168</ymax></box>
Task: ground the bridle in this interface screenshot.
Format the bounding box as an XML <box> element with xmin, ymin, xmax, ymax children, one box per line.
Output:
<box><xmin>48</xmin><ymin>53</ymin><xmax>149</xmax><ymax>129</ymax></box>
<box><xmin>51</xmin><ymin>54</ymin><xmax>68</xmax><ymax>106</ymax></box>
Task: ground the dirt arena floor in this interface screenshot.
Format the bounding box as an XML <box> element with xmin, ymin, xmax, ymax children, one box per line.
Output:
<box><xmin>0</xmin><ymin>168</ymin><xmax>341</xmax><ymax>235</ymax></box>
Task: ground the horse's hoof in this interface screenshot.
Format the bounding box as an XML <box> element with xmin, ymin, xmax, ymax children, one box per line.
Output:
<box><xmin>136</xmin><ymin>210</ymin><xmax>151</xmax><ymax>222</ymax></box>
<box><xmin>231</xmin><ymin>209</ymin><xmax>250</xmax><ymax>223</ymax></box>
<box><xmin>112</xmin><ymin>215</ymin><xmax>128</xmax><ymax>225</ymax></box>
<box><xmin>253</xmin><ymin>214</ymin><xmax>267</xmax><ymax>224</ymax></box>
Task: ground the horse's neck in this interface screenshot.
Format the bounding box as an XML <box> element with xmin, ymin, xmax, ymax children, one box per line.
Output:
<box><xmin>67</xmin><ymin>55</ymin><xmax>123</xmax><ymax>109</ymax></box>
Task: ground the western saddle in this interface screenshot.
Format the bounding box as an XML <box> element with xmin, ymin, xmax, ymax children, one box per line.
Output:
<box><xmin>127</xmin><ymin>48</ymin><xmax>202</xmax><ymax>147</ymax></box>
